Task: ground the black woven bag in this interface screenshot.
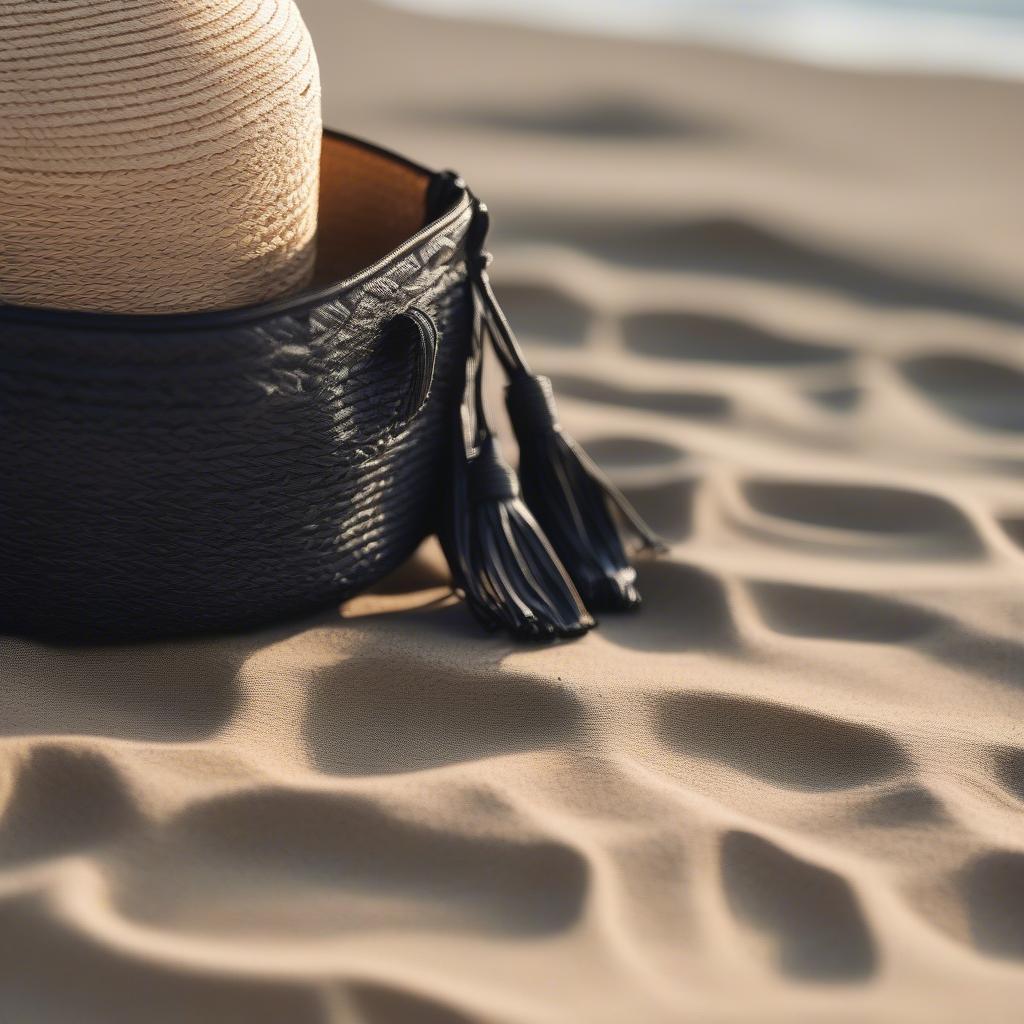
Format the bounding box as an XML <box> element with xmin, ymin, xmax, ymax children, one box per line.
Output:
<box><xmin>0</xmin><ymin>131</ymin><xmax>661</xmax><ymax>643</ymax></box>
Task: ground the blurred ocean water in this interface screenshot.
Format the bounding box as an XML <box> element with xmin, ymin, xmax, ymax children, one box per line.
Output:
<box><xmin>384</xmin><ymin>0</ymin><xmax>1024</xmax><ymax>79</ymax></box>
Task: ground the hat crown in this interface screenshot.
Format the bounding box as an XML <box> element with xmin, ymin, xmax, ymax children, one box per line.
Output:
<box><xmin>0</xmin><ymin>0</ymin><xmax>322</xmax><ymax>313</ymax></box>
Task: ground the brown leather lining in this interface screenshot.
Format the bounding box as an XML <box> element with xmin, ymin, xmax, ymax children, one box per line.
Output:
<box><xmin>313</xmin><ymin>134</ymin><xmax>430</xmax><ymax>286</ymax></box>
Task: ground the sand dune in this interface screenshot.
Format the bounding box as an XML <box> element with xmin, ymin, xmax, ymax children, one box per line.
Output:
<box><xmin>2</xmin><ymin>0</ymin><xmax>1024</xmax><ymax>1020</ymax></box>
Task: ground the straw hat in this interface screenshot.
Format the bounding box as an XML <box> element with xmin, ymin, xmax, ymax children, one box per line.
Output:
<box><xmin>0</xmin><ymin>0</ymin><xmax>321</xmax><ymax>313</ymax></box>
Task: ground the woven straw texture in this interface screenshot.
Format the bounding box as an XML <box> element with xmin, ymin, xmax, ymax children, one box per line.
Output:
<box><xmin>0</xmin><ymin>178</ymin><xmax>474</xmax><ymax>641</ymax></box>
<box><xmin>0</xmin><ymin>0</ymin><xmax>322</xmax><ymax>313</ymax></box>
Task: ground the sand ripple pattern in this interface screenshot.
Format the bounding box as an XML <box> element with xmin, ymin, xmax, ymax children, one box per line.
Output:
<box><xmin>0</xmin><ymin>0</ymin><xmax>321</xmax><ymax>312</ymax></box>
<box><xmin>3</xmin><ymin>2</ymin><xmax>1024</xmax><ymax>1021</ymax></box>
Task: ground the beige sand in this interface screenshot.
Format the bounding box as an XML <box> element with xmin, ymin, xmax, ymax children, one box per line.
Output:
<box><xmin>2</xmin><ymin>1</ymin><xmax>1024</xmax><ymax>1020</ymax></box>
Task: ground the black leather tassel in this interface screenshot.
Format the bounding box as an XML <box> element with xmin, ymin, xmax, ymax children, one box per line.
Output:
<box><xmin>506</xmin><ymin>372</ymin><xmax>666</xmax><ymax>610</ymax></box>
<box><xmin>463</xmin><ymin>199</ymin><xmax>665</xmax><ymax>612</ymax></box>
<box><xmin>445</xmin><ymin>432</ymin><xmax>595</xmax><ymax>639</ymax></box>
<box><xmin>440</xmin><ymin>215</ymin><xmax>594</xmax><ymax>640</ymax></box>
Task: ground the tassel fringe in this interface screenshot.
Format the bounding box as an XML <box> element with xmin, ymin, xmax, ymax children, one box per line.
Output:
<box><xmin>443</xmin><ymin>434</ymin><xmax>594</xmax><ymax>640</ymax></box>
<box><xmin>507</xmin><ymin>373</ymin><xmax>666</xmax><ymax>611</ymax></box>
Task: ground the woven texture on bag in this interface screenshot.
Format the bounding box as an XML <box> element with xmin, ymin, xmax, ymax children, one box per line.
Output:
<box><xmin>0</xmin><ymin>0</ymin><xmax>322</xmax><ymax>313</ymax></box>
<box><xmin>0</xmin><ymin>200</ymin><xmax>474</xmax><ymax>641</ymax></box>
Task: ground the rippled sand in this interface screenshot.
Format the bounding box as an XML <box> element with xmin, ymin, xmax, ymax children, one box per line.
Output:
<box><xmin>2</xmin><ymin>1</ymin><xmax>1023</xmax><ymax>1020</ymax></box>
